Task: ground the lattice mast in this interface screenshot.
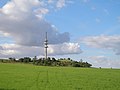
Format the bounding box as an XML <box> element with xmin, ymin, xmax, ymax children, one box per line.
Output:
<box><xmin>44</xmin><ymin>32</ymin><xmax>48</xmax><ymax>60</ymax></box>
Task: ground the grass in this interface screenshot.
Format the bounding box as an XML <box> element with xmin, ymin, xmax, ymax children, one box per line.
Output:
<box><xmin>0</xmin><ymin>63</ymin><xmax>120</xmax><ymax>90</ymax></box>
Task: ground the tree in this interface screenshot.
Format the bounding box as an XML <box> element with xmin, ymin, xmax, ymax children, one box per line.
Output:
<box><xmin>19</xmin><ymin>58</ymin><xmax>24</xmax><ymax>62</ymax></box>
<box><xmin>33</xmin><ymin>56</ymin><xmax>37</xmax><ymax>65</ymax></box>
<box><xmin>68</xmin><ymin>58</ymin><xmax>71</xmax><ymax>60</ymax></box>
<box><xmin>9</xmin><ymin>57</ymin><xmax>16</xmax><ymax>62</ymax></box>
<box><xmin>23</xmin><ymin>57</ymin><xmax>31</xmax><ymax>63</ymax></box>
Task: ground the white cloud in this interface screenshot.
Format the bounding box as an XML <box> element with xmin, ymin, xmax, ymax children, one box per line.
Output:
<box><xmin>0</xmin><ymin>43</ymin><xmax>82</xmax><ymax>58</ymax></box>
<box><xmin>0</xmin><ymin>0</ymin><xmax>82</xmax><ymax>57</ymax></box>
<box><xmin>0</xmin><ymin>0</ymin><xmax>70</xmax><ymax>46</ymax></box>
<box><xmin>48</xmin><ymin>0</ymin><xmax>54</xmax><ymax>4</ymax></box>
<box><xmin>48</xmin><ymin>43</ymin><xmax>82</xmax><ymax>55</ymax></box>
<box><xmin>0</xmin><ymin>44</ymin><xmax>43</xmax><ymax>58</ymax></box>
<box><xmin>89</xmin><ymin>56</ymin><xmax>108</xmax><ymax>61</ymax></box>
<box><xmin>89</xmin><ymin>56</ymin><xmax>120</xmax><ymax>68</ymax></box>
<box><xmin>35</xmin><ymin>8</ymin><xmax>49</xmax><ymax>15</ymax></box>
<box><xmin>82</xmin><ymin>35</ymin><xmax>120</xmax><ymax>55</ymax></box>
<box><xmin>56</xmin><ymin>0</ymin><xmax>66</xmax><ymax>9</ymax></box>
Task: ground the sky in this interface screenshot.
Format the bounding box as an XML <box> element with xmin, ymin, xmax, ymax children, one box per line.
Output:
<box><xmin>0</xmin><ymin>0</ymin><xmax>120</xmax><ymax>68</ymax></box>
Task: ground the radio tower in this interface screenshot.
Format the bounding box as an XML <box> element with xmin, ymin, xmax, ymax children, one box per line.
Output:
<box><xmin>44</xmin><ymin>32</ymin><xmax>48</xmax><ymax>60</ymax></box>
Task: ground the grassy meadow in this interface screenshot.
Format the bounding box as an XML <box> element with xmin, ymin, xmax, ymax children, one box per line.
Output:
<box><xmin>0</xmin><ymin>63</ymin><xmax>120</xmax><ymax>90</ymax></box>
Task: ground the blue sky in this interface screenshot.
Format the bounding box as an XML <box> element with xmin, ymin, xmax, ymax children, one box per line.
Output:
<box><xmin>46</xmin><ymin>0</ymin><xmax>120</xmax><ymax>67</ymax></box>
<box><xmin>0</xmin><ymin>0</ymin><xmax>120</xmax><ymax>68</ymax></box>
<box><xmin>46</xmin><ymin>0</ymin><xmax>120</xmax><ymax>36</ymax></box>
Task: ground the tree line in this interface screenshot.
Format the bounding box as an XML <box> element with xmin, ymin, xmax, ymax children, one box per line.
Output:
<box><xmin>0</xmin><ymin>57</ymin><xmax>92</xmax><ymax>67</ymax></box>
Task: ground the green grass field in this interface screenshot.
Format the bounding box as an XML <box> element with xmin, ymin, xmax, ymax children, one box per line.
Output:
<box><xmin>0</xmin><ymin>63</ymin><xmax>120</xmax><ymax>90</ymax></box>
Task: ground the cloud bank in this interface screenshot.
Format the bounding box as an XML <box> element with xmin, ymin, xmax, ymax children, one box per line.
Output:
<box><xmin>82</xmin><ymin>35</ymin><xmax>120</xmax><ymax>55</ymax></box>
<box><xmin>89</xmin><ymin>56</ymin><xmax>120</xmax><ymax>68</ymax></box>
<box><xmin>0</xmin><ymin>0</ymin><xmax>70</xmax><ymax>46</ymax></box>
<box><xmin>0</xmin><ymin>0</ymin><xmax>82</xmax><ymax>57</ymax></box>
<box><xmin>0</xmin><ymin>43</ymin><xmax>82</xmax><ymax>58</ymax></box>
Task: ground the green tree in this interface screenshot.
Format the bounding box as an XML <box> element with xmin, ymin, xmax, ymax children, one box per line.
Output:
<box><xmin>33</xmin><ymin>56</ymin><xmax>37</xmax><ymax>65</ymax></box>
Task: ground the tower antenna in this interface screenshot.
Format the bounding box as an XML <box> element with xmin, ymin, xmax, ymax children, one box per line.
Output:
<box><xmin>44</xmin><ymin>32</ymin><xmax>48</xmax><ymax>60</ymax></box>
